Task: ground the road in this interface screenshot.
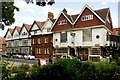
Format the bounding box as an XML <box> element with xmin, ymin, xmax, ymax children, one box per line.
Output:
<box><xmin>2</xmin><ymin>57</ymin><xmax>51</xmax><ymax>66</ymax></box>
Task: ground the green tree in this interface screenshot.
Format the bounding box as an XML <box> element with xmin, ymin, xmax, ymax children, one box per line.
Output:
<box><xmin>0</xmin><ymin>0</ymin><xmax>55</xmax><ymax>30</ymax></box>
<box><xmin>1</xmin><ymin>2</ymin><xmax>19</xmax><ymax>30</ymax></box>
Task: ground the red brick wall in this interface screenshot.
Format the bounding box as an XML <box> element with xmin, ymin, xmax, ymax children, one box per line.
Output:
<box><xmin>32</xmin><ymin>34</ymin><xmax>53</xmax><ymax>58</ymax></box>
<box><xmin>74</xmin><ymin>8</ymin><xmax>104</xmax><ymax>28</ymax></box>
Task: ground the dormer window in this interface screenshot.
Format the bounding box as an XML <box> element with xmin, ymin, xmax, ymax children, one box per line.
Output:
<box><xmin>58</xmin><ymin>20</ymin><xmax>67</xmax><ymax>25</ymax></box>
<box><xmin>81</xmin><ymin>15</ymin><xmax>93</xmax><ymax>21</ymax></box>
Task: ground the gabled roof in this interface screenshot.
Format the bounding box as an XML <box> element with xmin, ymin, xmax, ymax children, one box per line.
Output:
<box><xmin>95</xmin><ymin>8</ymin><xmax>109</xmax><ymax>21</ymax></box>
<box><xmin>30</xmin><ymin>21</ymin><xmax>45</xmax><ymax>31</ymax></box>
<box><xmin>12</xmin><ymin>26</ymin><xmax>21</xmax><ymax>35</ymax></box>
<box><xmin>4</xmin><ymin>28</ymin><xmax>14</xmax><ymax>38</ymax></box>
<box><xmin>20</xmin><ymin>23</ymin><xmax>31</xmax><ymax>34</ymax></box>
<box><xmin>41</xmin><ymin>18</ymin><xmax>56</xmax><ymax>30</ymax></box>
<box><xmin>73</xmin><ymin>4</ymin><xmax>105</xmax><ymax>25</ymax></box>
<box><xmin>0</xmin><ymin>37</ymin><xmax>6</xmax><ymax>44</ymax></box>
<box><xmin>36</xmin><ymin>21</ymin><xmax>45</xmax><ymax>28</ymax></box>
<box><xmin>52</xmin><ymin>8</ymin><xmax>73</xmax><ymax>28</ymax></box>
<box><xmin>24</xmin><ymin>24</ymin><xmax>31</xmax><ymax>31</ymax></box>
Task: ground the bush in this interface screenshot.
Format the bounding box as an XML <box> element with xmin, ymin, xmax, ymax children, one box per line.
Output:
<box><xmin>4</xmin><ymin>59</ymin><xmax>120</xmax><ymax>80</ymax></box>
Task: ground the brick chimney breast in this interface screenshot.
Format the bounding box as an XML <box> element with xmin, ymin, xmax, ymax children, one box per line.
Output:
<box><xmin>62</xmin><ymin>8</ymin><xmax>67</xmax><ymax>14</ymax></box>
<box><xmin>48</xmin><ymin>12</ymin><xmax>54</xmax><ymax>20</ymax></box>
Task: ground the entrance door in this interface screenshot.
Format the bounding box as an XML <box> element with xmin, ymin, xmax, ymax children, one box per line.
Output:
<box><xmin>70</xmin><ymin>48</ymin><xmax>76</xmax><ymax>57</ymax></box>
<box><xmin>78</xmin><ymin>48</ymin><xmax>88</xmax><ymax>61</ymax></box>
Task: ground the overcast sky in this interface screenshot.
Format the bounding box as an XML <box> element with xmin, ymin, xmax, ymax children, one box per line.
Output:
<box><xmin>0</xmin><ymin>0</ymin><xmax>119</xmax><ymax>37</ymax></box>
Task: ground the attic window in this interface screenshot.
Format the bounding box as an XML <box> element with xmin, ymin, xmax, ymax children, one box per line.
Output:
<box><xmin>58</xmin><ymin>20</ymin><xmax>67</xmax><ymax>25</ymax></box>
<box><xmin>81</xmin><ymin>15</ymin><xmax>93</xmax><ymax>21</ymax></box>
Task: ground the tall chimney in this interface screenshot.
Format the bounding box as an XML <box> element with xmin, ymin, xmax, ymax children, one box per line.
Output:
<box><xmin>62</xmin><ymin>8</ymin><xmax>67</xmax><ymax>14</ymax></box>
<box><xmin>48</xmin><ymin>12</ymin><xmax>54</xmax><ymax>20</ymax></box>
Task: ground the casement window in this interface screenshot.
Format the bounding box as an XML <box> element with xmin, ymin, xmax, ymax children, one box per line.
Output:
<box><xmin>60</xmin><ymin>32</ymin><xmax>67</xmax><ymax>43</ymax></box>
<box><xmin>90</xmin><ymin>48</ymin><xmax>100</xmax><ymax>55</ymax></box>
<box><xmin>22</xmin><ymin>39</ymin><xmax>28</xmax><ymax>46</ymax></box>
<box><xmin>44</xmin><ymin>48</ymin><xmax>49</xmax><ymax>54</ymax></box>
<box><xmin>58</xmin><ymin>20</ymin><xmax>67</xmax><ymax>25</ymax></box>
<box><xmin>83</xmin><ymin>29</ymin><xmax>92</xmax><ymax>42</ymax></box>
<box><xmin>34</xmin><ymin>30</ymin><xmax>37</xmax><ymax>34</ymax></box>
<box><xmin>57</xmin><ymin>48</ymin><xmax>68</xmax><ymax>53</ymax></box>
<box><xmin>38</xmin><ymin>38</ymin><xmax>41</xmax><ymax>44</ymax></box>
<box><xmin>81</xmin><ymin>15</ymin><xmax>93</xmax><ymax>21</ymax></box>
<box><xmin>45</xmin><ymin>38</ymin><xmax>48</xmax><ymax>43</ymax></box>
<box><xmin>37</xmin><ymin>48</ymin><xmax>41</xmax><ymax>54</ymax></box>
<box><xmin>22</xmin><ymin>32</ymin><xmax>27</xmax><ymax>36</ymax></box>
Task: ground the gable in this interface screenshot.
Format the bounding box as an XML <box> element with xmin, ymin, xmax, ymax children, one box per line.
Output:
<box><xmin>52</xmin><ymin>13</ymin><xmax>72</xmax><ymax>32</ymax></box>
<box><xmin>42</xmin><ymin>19</ymin><xmax>53</xmax><ymax>31</ymax></box>
<box><xmin>31</xmin><ymin>23</ymin><xmax>40</xmax><ymax>31</ymax></box>
<box><xmin>6</xmin><ymin>31</ymin><xmax>12</xmax><ymax>40</ymax></box>
<box><xmin>13</xmin><ymin>29</ymin><xmax>19</xmax><ymax>39</ymax></box>
<box><xmin>74</xmin><ymin>8</ymin><xmax>104</xmax><ymax>28</ymax></box>
<box><xmin>20</xmin><ymin>26</ymin><xmax>29</xmax><ymax>38</ymax></box>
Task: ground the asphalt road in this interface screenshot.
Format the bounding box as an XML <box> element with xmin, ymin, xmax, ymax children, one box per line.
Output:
<box><xmin>2</xmin><ymin>57</ymin><xmax>38</xmax><ymax>64</ymax></box>
<box><xmin>2</xmin><ymin>57</ymin><xmax>51</xmax><ymax>65</ymax></box>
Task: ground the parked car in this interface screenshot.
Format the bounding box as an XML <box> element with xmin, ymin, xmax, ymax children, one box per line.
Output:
<box><xmin>13</xmin><ymin>54</ymin><xmax>23</xmax><ymax>59</ymax></box>
<box><xmin>2</xmin><ymin>54</ymin><xmax>9</xmax><ymax>58</ymax></box>
<box><xmin>24</xmin><ymin>55</ymin><xmax>35</xmax><ymax>60</ymax></box>
<box><xmin>60</xmin><ymin>55</ymin><xmax>73</xmax><ymax>59</ymax></box>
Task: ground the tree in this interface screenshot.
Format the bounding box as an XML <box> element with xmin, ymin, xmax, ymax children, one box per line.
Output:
<box><xmin>24</xmin><ymin>0</ymin><xmax>55</xmax><ymax>7</ymax></box>
<box><xmin>0</xmin><ymin>0</ymin><xmax>55</xmax><ymax>30</ymax></box>
<box><xmin>1</xmin><ymin>2</ymin><xmax>19</xmax><ymax>30</ymax></box>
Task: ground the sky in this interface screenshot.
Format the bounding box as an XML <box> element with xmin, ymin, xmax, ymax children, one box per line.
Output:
<box><xmin>0</xmin><ymin>0</ymin><xmax>119</xmax><ymax>37</ymax></box>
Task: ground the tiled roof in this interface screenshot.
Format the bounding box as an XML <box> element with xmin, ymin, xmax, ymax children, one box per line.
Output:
<box><xmin>35</xmin><ymin>21</ymin><xmax>45</xmax><ymax>28</ymax></box>
<box><xmin>0</xmin><ymin>37</ymin><xmax>6</xmax><ymax>44</ymax></box>
<box><xmin>24</xmin><ymin>24</ymin><xmax>31</xmax><ymax>31</ymax></box>
<box><xmin>95</xmin><ymin>8</ymin><xmax>109</xmax><ymax>21</ymax></box>
<box><xmin>112</xmin><ymin>28</ymin><xmax>120</xmax><ymax>35</ymax></box>
<box><xmin>16</xmin><ymin>26</ymin><xmax>21</xmax><ymax>32</ymax></box>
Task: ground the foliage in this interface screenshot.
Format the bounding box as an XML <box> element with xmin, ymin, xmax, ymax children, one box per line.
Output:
<box><xmin>2</xmin><ymin>60</ymin><xmax>13</xmax><ymax>80</ymax></box>
<box><xmin>24</xmin><ymin>0</ymin><xmax>55</xmax><ymax>7</ymax></box>
<box><xmin>1</xmin><ymin>2</ymin><xmax>19</xmax><ymax>30</ymax></box>
<box><xmin>2</xmin><ymin>59</ymin><xmax>120</xmax><ymax>80</ymax></box>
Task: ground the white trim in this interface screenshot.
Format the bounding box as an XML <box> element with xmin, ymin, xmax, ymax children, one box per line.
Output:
<box><xmin>41</xmin><ymin>18</ymin><xmax>53</xmax><ymax>30</ymax></box>
<box><xmin>51</xmin><ymin>11</ymin><xmax>73</xmax><ymax>31</ymax></box>
<box><xmin>105</xmin><ymin>9</ymin><xmax>110</xmax><ymax>23</ymax></box>
<box><xmin>73</xmin><ymin>4</ymin><xmax>105</xmax><ymax>25</ymax></box>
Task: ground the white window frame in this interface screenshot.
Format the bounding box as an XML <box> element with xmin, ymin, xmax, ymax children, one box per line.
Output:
<box><xmin>38</xmin><ymin>38</ymin><xmax>41</xmax><ymax>44</ymax></box>
<box><xmin>58</xmin><ymin>20</ymin><xmax>67</xmax><ymax>25</ymax></box>
<box><xmin>81</xmin><ymin>15</ymin><xmax>93</xmax><ymax>21</ymax></box>
<box><xmin>45</xmin><ymin>38</ymin><xmax>48</xmax><ymax>43</ymax></box>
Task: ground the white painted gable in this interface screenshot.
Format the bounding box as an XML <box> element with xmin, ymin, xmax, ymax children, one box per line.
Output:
<box><xmin>6</xmin><ymin>31</ymin><xmax>12</xmax><ymax>40</ymax></box>
<box><xmin>31</xmin><ymin>24</ymin><xmax>39</xmax><ymax>31</ymax></box>
<box><xmin>13</xmin><ymin>29</ymin><xmax>19</xmax><ymax>39</ymax></box>
<box><xmin>42</xmin><ymin>19</ymin><xmax>52</xmax><ymax>32</ymax></box>
<box><xmin>20</xmin><ymin>26</ymin><xmax>29</xmax><ymax>38</ymax></box>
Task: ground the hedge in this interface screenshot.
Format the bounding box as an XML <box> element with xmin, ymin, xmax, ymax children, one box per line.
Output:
<box><xmin>2</xmin><ymin>59</ymin><xmax>120</xmax><ymax>80</ymax></box>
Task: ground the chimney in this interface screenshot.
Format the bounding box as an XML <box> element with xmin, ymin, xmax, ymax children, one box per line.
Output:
<box><xmin>62</xmin><ymin>8</ymin><xmax>67</xmax><ymax>14</ymax></box>
<box><xmin>48</xmin><ymin>12</ymin><xmax>54</xmax><ymax>20</ymax></box>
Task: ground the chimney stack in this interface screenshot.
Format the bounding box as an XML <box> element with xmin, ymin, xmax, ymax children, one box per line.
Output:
<box><xmin>62</xmin><ymin>8</ymin><xmax>67</xmax><ymax>14</ymax></box>
<box><xmin>48</xmin><ymin>12</ymin><xmax>54</xmax><ymax>20</ymax></box>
